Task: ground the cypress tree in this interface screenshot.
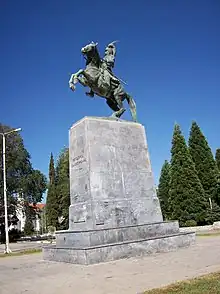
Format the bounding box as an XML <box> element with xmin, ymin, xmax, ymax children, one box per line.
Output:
<box><xmin>49</xmin><ymin>152</ymin><xmax>56</xmax><ymax>185</ymax></box>
<box><xmin>56</xmin><ymin>148</ymin><xmax>70</xmax><ymax>230</ymax></box>
<box><xmin>157</xmin><ymin>160</ymin><xmax>170</xmax><ymax>220</ymax></box>
<box><xmin>46</xmin><ymin>153</ymin><xmax>59</xmax><ymax>228</ymax></box>
<box><xmin>188</xmin><ymin>122</ymin><xmax>219</xmax><ymax>202</ymax></box>
<box><xmin>169</xmin><ymin>124</ymin><xmax>207</xmax><ymax>226</ymax></box>
<box><xmin>24</xmin><ymin>204</ymin><xmax>35</xmax><ymax>236</ymax></box>
<box><xmin>215</xmin><ymin>148</ymin><xmax>220</xmax><ymax>172</ymax></box>
<box><xmin>214</xmin><ymin>181</ymin><xmax>220</xmax><ymax>207</ymax></box>
<box><xmin>214</xmin><ymin>148</ymin><xmax>220</xmax><ymax>206</ymax></box>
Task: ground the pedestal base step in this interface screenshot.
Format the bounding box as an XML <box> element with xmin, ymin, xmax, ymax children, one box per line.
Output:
<box><xmin>43</xmin><ymin>232</ymin><xmax>195</xmax><ymax>265</ymax></box>
<box><xmin>55</xmin><ymin>221</ymin><xmax>180</xmax><ymax>248</ymax></box>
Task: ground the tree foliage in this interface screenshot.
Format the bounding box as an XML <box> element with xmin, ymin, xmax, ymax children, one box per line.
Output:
<box><xmin>56</xmin><ymin>148</ymin><xmax>70</xmax><ymax>230</ymax></box>
<box><xmin>188</xmin><ymin>121</ymin><xmax>219</xmax><ymax>202</ymax></box>
<box><xmin>216</xmin><ymin>148</ymin><xmax>220</xmax><ymax>172</ymax></box>
<box><xmin>0</xmin><ymin>124</ymin><xmax>32</xmax><ymax>199</ymax></box>
<box><xmin>205</xmin><ymin>201</ymin><xmax>220</xmax><ymax>225</ymax></box>
<box><xmin>46</xmin><ymin>149</ymin><xmax>70</xmax><ymax>230</ymax></box>
<box><xmin>23</xmin><ymin>204</ymin><xmax>35</xmax><ymax>236</ymax></box>
<box><xmin>0</xmin><ymin>123</ymin><xmax>47</xmax><ymax>232</ymax></box>
<box><xmin>168</xmin><ymin>124</ymin><xmax>207</xmax><ymax>226</ymax></box>
<box><xmin>46</xmin><ymin>153</ymin><xmax>59</xmax><ymax>228</ymax></box>
<box><xmin>22</xmin><ymin>170</ymin><xmax>47</xmax><ymax>204</ymax></box>
<box><xmin>157</xmin><ymin>160</ymin><xmax>170</xmax><ymax>220</ymax></box>
<box><xmin>49</xmin><ymin>152</ymin><xmax>56</xmax><ymax>185</ymax></box>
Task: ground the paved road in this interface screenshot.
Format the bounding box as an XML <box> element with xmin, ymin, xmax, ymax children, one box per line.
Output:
<box><xmin>0</xmin><ymin>242</ymin><xmax>44</xmax><ymax>253</ymax></box>
<box><xmin>0</xmin><ymin>236</ymin><xmax>220</xmax><ymax>294</ymax></box>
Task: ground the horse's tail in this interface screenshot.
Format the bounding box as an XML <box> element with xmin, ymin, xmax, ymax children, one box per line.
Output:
<box><xmin>125</xmin><ymin>93</ymin><xmax>137</xmax><ymax>122</ymax></box>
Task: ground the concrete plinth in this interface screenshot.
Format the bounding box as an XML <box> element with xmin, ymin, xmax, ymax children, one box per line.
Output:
<box><xmin>43</xmin><ymin>117</ymin><xmax>195</xmax><ymax>264</ymax></box>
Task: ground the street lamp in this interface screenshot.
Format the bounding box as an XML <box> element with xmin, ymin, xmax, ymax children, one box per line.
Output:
<box><xmin>0</xmin><ymin>127</ymin><xmax>22</xmax><ymax>253</ymax></box>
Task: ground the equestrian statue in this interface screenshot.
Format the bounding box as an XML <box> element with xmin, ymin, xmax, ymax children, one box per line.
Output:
<box><xmin>69</xmin><ymin>41</ymin><xmax>137</xmax><ymax>122</ymax></box>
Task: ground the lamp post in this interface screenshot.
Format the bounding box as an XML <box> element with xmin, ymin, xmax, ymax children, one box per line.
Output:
<box><xmin>0</xmin><ymin>128</ymin><xmax>21</xmax><ymax>254</ymax></box>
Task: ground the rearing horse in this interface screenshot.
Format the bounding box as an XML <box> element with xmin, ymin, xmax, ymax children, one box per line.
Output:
<box><xmin>68</xmin><ymin>41</ymin><xmax>137</xmax><ymax>122</ymax></box>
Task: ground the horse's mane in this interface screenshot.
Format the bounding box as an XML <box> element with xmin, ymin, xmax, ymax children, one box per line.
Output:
<box><xmin>86</xmin><ymin>46</ymin><xmax>101</xmax><ymax>68</ymax></box>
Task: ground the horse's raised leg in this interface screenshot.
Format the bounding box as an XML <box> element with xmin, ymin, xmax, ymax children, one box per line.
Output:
<box><xmin>69</xmin><ymin>69</ymin><xmax>84</xmax><ymax>91</ymax></box>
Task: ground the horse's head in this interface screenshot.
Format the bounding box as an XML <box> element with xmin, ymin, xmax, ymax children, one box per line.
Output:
<box><xmin>81</xmin><ymin>41</ymin><xmax>101</xmax><ymax>67</ymax></box>
<box><xmin>81</xmin><ymin>41</ymin><xmax>98</xmax><ymax>55</ymax></box>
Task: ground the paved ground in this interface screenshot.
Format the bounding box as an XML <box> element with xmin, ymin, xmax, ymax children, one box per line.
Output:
<box><xmin>0</xmin><ymin>242</ymin><xmax>43</xmax><ymax>253</ymax></box>
<box><xmin>0</xmin><ymin>236</ymin><xmax>220</xmax><ymax>294</ymax></box>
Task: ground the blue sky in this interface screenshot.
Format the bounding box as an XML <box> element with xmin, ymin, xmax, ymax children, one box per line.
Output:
<box><xmin>1</xmin><ymin>1</ymin><xmax>220</xmax><ymax>193</ymax></box>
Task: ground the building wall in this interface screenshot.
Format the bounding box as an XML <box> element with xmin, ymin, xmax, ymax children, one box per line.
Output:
<box><xmin>9</xmin><ymin>195</ymin><xmax>45</xmax><ymax>233</ymax></box>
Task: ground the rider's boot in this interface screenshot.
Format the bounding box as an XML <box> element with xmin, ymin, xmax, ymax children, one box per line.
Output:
<box><xmin>86</xmin><ymin>89</ymin><xmax>94</xmax><ymax>97</ymax></box>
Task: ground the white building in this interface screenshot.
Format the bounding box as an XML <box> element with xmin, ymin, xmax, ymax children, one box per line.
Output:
<box><xmin>9</xmin><ymin>196</ymin><xmax>46</xmax><ymax>233</ymax></box>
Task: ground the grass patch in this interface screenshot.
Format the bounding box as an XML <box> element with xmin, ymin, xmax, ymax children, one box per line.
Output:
<box><xmin>0</xmin><ymin>248</ymin><xmax>42</xmax><ymax>258</ymax></box>
<box><xmin>144</xmin><ymin>272</ymin><xmax>220</xmax><ymax>294</ymax></box>
<box><xmin>196</xmin><ymin>231</ymin><xmax>220</xmax><ymax>237</ymax></box>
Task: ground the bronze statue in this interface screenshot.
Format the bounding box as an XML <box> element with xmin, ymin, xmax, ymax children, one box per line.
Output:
<box><xmin>69</xmin><ymin>41</ymin><xmax>137</xmax><ymax>122</ymax></box>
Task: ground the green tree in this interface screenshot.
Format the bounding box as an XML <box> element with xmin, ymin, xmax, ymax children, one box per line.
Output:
<box><xmin>215</xmin><ymin>149</ymin><xmax>220</xmax><ymax>206</ymax></box>
<box><xmin>0</xmin><ymin>124</ymin><xmax>47</xmax><ymax>235</ymax></box>
<box><xmin>39</xmin><ymin>205</ymin><xmax>47</xmax><ymax>234</ymax></box>
<box><xmin>49</xmin><ymin>152</ymin><xmax>56</xmax><ymax>185</ymax></box>
<box><xmin>168</xmin><ymin>124</ymin><xmax>207</xmax><ymax>226</ymax></box>
<box><xmin>0</xmin><ymin>124</ymin><xmax>32</xmax><ymax>200</ymax></box>
<box><xmin>204</xmin><ymin>200</ymin><xmax>220</xmax><ymax>224</ymax></box>
<box><xmin>46</xmin><ymin>153</ymin><xmax>59</xmax><ymax>228</ymax></box>
<box><xmin>216</xmin><ymin>148</ymin><xmax>220</xmax><ymax>172</ymax></box>
<box><xmin>188</xmin><ymin>121</ymin><xmax>219</xmax><ymax>203</ymax></box>
<box><xmin>56</xmin><ymin>148</ymin><xmax>70</xmax><ymax>230</ymax></box>
<box><xmin>157</xmin><ymin>160</ymin><xmax>170</xmax><ymax>220</ymax></box>
<box><xmin>22</xmin><ymin>170</ymin><xmax>47</xmax><ymax>204</ymax></box>
<box><xmin>23</xmin><ymin>205</ymin><xmax>35</xmax><ymax>236</ymax></box>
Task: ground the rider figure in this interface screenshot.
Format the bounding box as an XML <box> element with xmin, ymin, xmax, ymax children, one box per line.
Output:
<box><xmin>103</xmin><ymin>42</ymin><xmax>116</xmax><ymax>72</ymax></box>
<box><xmin>86</xmin><ymin>42</ymin><xmax>120</xmax><ymax>97</ymax></box>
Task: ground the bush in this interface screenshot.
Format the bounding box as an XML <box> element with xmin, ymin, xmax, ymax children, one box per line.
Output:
<box><xmin>184</xmin><ymin>220</ymin><xmax>197</xmax><ymax>227</ymax></box>
<box><xmin>47</xmin><ymin>225</ymin><xmax>56</xmax><ymax>234</ymax></box>
<box><xmin>0</xmin><ymin>229</ymin><xmax>23</xmax><ymax>243</ymax></box>
<box><xmin>205</xmin><ymin>202</ymin><xmax>220</xmax><ymax>225</ymax></box>
<box><xmin>9</xmin><ymin>228</ymin><xmax>23</xmax><ymax>242</ymax></box>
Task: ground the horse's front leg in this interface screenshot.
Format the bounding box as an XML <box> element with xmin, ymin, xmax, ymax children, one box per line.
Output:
<box><xmin>69</xmin><ymin>69</ymin><xmax>84</xmax><ymax>91</ymax></box>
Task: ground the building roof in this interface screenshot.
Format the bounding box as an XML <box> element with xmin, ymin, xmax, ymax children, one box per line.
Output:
<box><xmin>29</xmin><ymin>203</ymin><xmax>46</xmax><ymax>210</ymax></box>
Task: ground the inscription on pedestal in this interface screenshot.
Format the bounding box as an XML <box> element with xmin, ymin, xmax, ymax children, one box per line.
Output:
<box><xmin>71</xmin><ymin>155</ymin><xmax>86</xmax><ymax>168</ymax></box>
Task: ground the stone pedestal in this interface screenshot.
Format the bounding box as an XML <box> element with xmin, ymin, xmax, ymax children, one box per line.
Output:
<box><xmin>43</xmin><ymin>117</ymin><xmax>195</xmax><ymax>264</ymax></box>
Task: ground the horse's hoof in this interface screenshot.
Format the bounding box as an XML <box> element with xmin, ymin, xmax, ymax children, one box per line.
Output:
<box><xmin>133</xmin><ymin>117</ymin><xmax>138</xmax><ymax>123</ymax></box>
<box><xmin>69</xmin><ymin>83</ymin><xmax>75</xmax><ymax>91</ymax></box>
<box><xmin>110</xmin><ymin>115</ymin><xmax>117</xmax><ymax>120</ymax></box>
